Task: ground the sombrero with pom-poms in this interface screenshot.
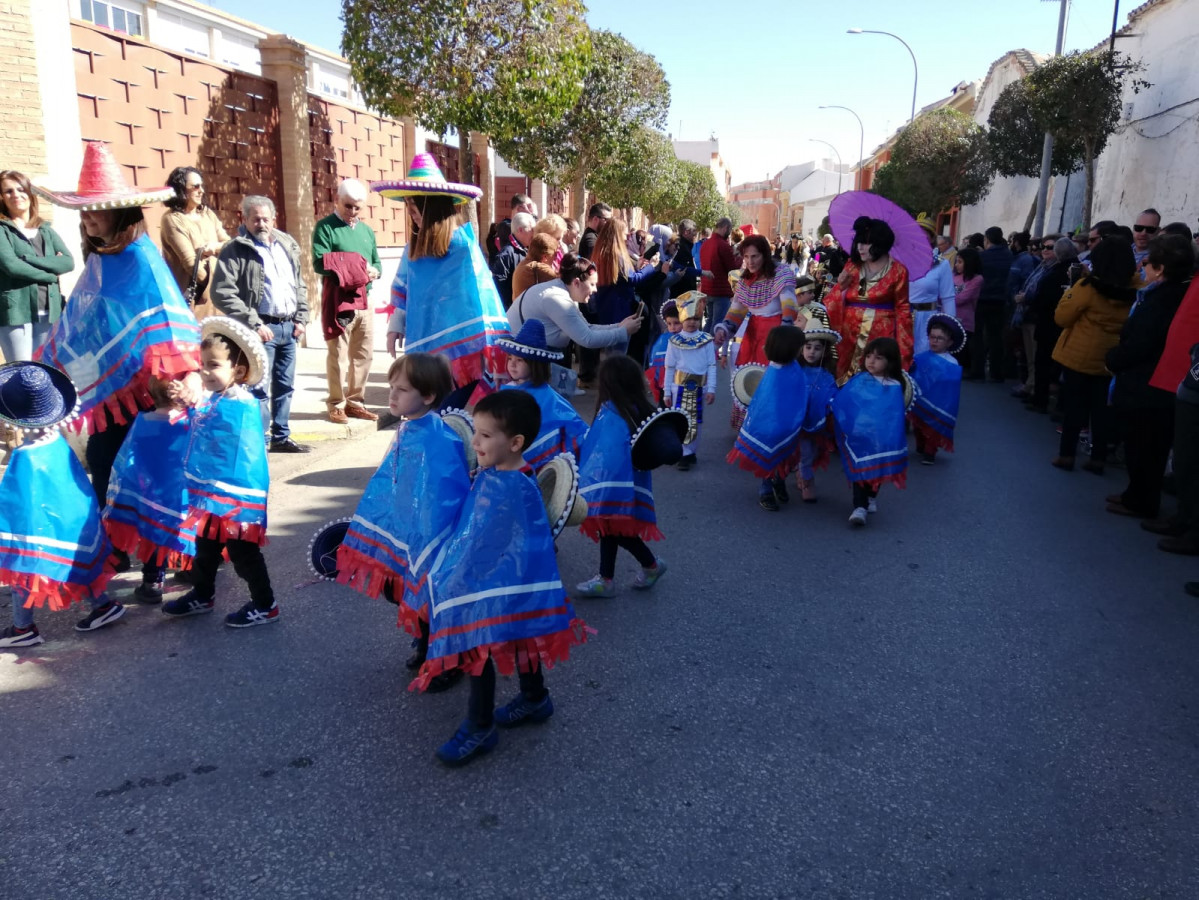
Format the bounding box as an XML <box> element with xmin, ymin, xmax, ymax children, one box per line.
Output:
<box><xmin>34</xmin><ymin>141</ymin><xmax>173</xmax><ymax>211</ymax></box>
<box><xmin>0</xmin><ymin>361</ymin><xmax>79</xmax><ymax>432</ymax></box>
<box><xmin>371</xmin><ymin>152</ymin><xmax>482</xmax><ymax>204</ymax></box>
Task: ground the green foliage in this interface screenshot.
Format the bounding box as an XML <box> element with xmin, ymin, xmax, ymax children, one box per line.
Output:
<box><xmin>651</xmin><ymin>162</ymin><xmax>725</xmax><ymax>229</ymax></box>
<box><xmin>492</xmin><ymin>29</ymin><xmax>670</xmax><ymax>191</ymax></box>
<box><xmin>816</xmin><ymin>215</ymin><xmax>831</xmax><ymax>239</ymax></box>
<box><xmin>587</xmin><ymin>126</ymin><xmax>681</xmax><ymax>218</ymax></box>
<box><xmin>723</xmin><ymin>201</ymin><xmax>744</xmax><ymax>229</ymax></box>
<box><xmin>871</xmin><ymin>107</ymin><xmax>993</xmax><ymax>216</ymax></box>
<box><xmin>341</xmin><ymin>0</ymin><xmax>590</xmax><ymax>169</ymax></box>
<box><xmin>986</xmin><ymin>78</ymin><xmax>1083</xmax><ymax>178</ymax></box>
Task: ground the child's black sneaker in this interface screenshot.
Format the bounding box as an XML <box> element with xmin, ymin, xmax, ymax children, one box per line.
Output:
<box><xmin>771</xmin><ymin>476</ymin><xmax>790</xmax><ymax>504</ymax></box>
<box><xmin>435</xmin><ymin>720</ymin><xmax>498</xmax><ymax>767</ymax></box>
<box><xmin>0</xmin><ymin>624</ymin><xmax>44</xmax><ymax>648</ymax></box>
<box><xmin>75</xmin><ymin>601</ymin><xmax>126</xmax><ymax>632</ymax></box>
<box><xmin>758</xmin><ymin>491</ymin><xmax>779</xmax><ymax>512</ymax></box>
<box><xmin>225</xmin><ymin>601</ymin><xmax>279</xmax><ymax>628</ymax></box>
<box><xmin>920</xmin><ymin>453</ymin><xmax>936</xmax><ymax>466</ymax></box>
<box><xmin>162</xmin><ymin>591</ymin><xmax>215</xmax><ymax>617</ymax></box>
<box><xmin>494</xmin><ymin>692</ymin><xmax>554</xmax><ymax>727</ymax></box>
<box><xmin>111</xmin><ymin>549</ymin><xmax>132</xmax><ymax>573</ymax></box>
<box><xmin>133</xmin><ymin>581</ymin><xmax>165</xmax><ymax>604</ymax></box>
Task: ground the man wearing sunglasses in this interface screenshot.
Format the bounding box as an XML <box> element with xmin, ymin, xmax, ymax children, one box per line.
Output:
<box><xmin>1133</xmin><ymin>208</ymin><xmax>1162</xmax><ymax>267</ymax></box>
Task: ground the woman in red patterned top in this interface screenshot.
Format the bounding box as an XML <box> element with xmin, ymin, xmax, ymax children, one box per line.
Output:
<box><xmin>714</xmin><ymin>234</ymin><xmax>806</xmax><ymax>427</ymax></box>
<box><xmin>824</xmin><ymin>218</ymin><xmax>913</xmax><ymax>383</ymax></box>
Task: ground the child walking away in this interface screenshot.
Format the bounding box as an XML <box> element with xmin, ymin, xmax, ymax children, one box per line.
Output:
<box><xmin>795</xmin><ymin>323</ymin><xmax>840</xmax><ymax>502</ymax></box>
<box><xmin>576</xmin><ymin>355</ymin><xmax>685</xmax><ymax>597</ymax></box>
<box><xmin>0</xmin><ymin>361</ymin><xmax>123</xmax><ymax>648</ymax></box>
<box><xmin>498</xmin><ymin>319</ymin><xmax>588</xmax><ymax>472</ymax></box>
<box><xmin>909</xmin><ymin>314</ymin><xmax>966</xmax><ymax>465</ymax></box>
<box><xmin>832</xmin><ymin>337</ymin><xmax>917</xmax><ymax>527</ymax></box>
<box><xmin>664</xmin><ymin>292</ymin><xmax>716</xmax><ymax>470</ymax></box>
<box><xmin>334</xmin><ymin>352</ymin><xmax>472</xmax><ymax>688</ymax></box>
<box><xmin>165</xmin><ymin>317</ymin><xmax>276</xmax><ymax>627</ymax></box>
<box><xmin>727</xmin><ymin>325</ymin><xmax>809</xmax><ymax>511</ymax></box>
<box><xmin>645</xmin><ymin>299</ymin><xmax>681</xmax><ymax>406</ymax></box>
<box><xmin>415</xmin><ymin>390</ymin><xmax>589</xmax><ymax>766</ymax></box>
<box><xmin>103</xmin><ymin>376</ymin><xmax>196</xmax><ymax>603</ymax></box>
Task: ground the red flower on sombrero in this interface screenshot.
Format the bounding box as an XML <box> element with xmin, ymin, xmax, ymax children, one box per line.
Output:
<box><xmin>34</xmin><ymin>141</ymin><xmax>173</xmax><ymax>210</ymax></box>
<box><xmin>371</xmin><ymin>152</ymin><xmax>482</xmax><ymax>204</ymax></box>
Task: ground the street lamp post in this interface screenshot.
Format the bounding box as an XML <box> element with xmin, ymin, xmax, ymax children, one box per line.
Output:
<box><xmin>808</xmin><ymin>139</ymin><xmax>843</xmax><ymax>195</ymax></box>
<box><xmin>818</xmin><ymin>105</ymin><xmax>864</xmax><ymax>191</ymax></box>
<box><xmin>847</xmin><ymin>28</ymin><xmax>918</xmax><ymax>123</ymax></box>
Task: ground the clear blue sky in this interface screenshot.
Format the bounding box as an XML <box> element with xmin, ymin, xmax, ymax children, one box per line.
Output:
<box><xmin>202</xmin><ymin>0</ymin><xmax>1125</xmax><ymax>184</ymax></box>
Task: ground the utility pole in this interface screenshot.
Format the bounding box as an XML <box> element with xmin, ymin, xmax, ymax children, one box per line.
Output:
<box><xmin>1033</xmin><ymin>0</ymin><xmax>1070</xmax><ymax>237</ymax></box>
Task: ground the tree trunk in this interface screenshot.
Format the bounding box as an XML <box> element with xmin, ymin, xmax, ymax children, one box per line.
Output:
<box><xmin>1082</xmin><ymin>139</ymin><xmax>1095</xmax><ymax>232</ymax></box>
<box><xmin>458</xmin><ymin>127</ymin><xmax>474</xmax><ymax>186</ymax></box>
<box><xmin>572</xmin><ymin>172</ymin><xmax>587</xmax><ymax>222</ymax></box>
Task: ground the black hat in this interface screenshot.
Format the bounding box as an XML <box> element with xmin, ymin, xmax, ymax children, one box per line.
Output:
<box><xmin>629</xmin><ymin>409</ymin><xmax>688</xmax><ymax>471</ymax></box>
<box><xmin>308</xmin><ymin>518</ymin><xmax>351</xmax><ymax>581</ymax></box>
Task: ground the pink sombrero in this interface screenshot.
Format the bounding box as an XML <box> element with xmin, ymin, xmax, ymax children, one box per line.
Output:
<box><xmin>34</xmin><ymin>141</ymin><xmax>173</xmax><ymax>211</ymax></box>
<box><xmin>371</xmin><ymin>152</ymin><xmax>482</xmax><ymax>205</ymax></box>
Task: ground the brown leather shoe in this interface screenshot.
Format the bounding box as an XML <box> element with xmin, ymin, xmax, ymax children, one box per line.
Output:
<box><xmin>345</xmin><ymin>404</ymin><xmax>379</xmax><ymax>421</ymax></box>
<box><xmin>328</xmin><ymin>408</ymin><xmax>349</xmax><ymax>424</ymax></box>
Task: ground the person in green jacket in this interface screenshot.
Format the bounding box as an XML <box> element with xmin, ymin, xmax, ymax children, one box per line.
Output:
<box><xmin>311</xmin><ymin>178</ymin><xmax>381</xmax><ymax>424</ymax></box>
<box><xmin>0</xmin><ymin>170</ymin><xmax>75</xmax><ymax>362</ymax></box>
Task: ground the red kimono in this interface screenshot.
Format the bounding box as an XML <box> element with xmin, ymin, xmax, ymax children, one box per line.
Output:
<box><xmin>825</xmin><ymin>259</ymin><xmax>913</xmax><ymax>382</ymax></box>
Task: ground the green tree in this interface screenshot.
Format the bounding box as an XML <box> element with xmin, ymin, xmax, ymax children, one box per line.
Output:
<box><xmin>722</xmin><ymin>201</ymin><xmax>743</xmax><ymax>228</ymax></box>
<box><xmin>1008</xmin><ymin>50</ymin><xmax>1149</xmax><ymax>229</ymax></box>
<box><xmin>986</xmin><ymin>77</ymin><xmax>1084</xmax><ymax>178</ymax></box>
<box><xmin>587</xmin><ymin>125</ymin><xmax>679</xmax><ymax>216</ymax></box>
<box><xmin>872</xmin><ymin>107</ymin><xmax>994</xmax><ymax>217</ymax></box>
<box><xmin>340</xmin><ymin>0</ymin><xmax>590</xmax><ymax>186</ymax></box>
<box><xmin>492</xmin><ymin>29</ymin><xmax>670</xmax><ymax>219</ymax></box>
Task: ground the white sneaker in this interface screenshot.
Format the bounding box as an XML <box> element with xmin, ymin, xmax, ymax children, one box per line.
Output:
<box><xmin>867</xmin><ymin>497</ymin><xmax>878</xmax><ymax>514</ymax></box>
<box><xmin>848</xmin><ymin>507</ymin><xmax>867</xmax><ymax>527</ymax></box>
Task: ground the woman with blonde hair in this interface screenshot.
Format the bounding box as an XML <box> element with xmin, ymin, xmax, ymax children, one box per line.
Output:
<box><xmin>591</xmin><ymin>217</ymin><xmax>670</xmax><ymax>334</ymax></box>
<box><xmin>0</xmin><ymin>169</ymin><xmax>75</xmax><ymax>361</ymax></box>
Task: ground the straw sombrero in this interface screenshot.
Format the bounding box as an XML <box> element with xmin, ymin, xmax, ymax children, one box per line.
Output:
<box><xmin>440</xmin><ymin>408</ymin><xmax>476</xmax><ymax>473</ymax></box>
<box><xmin>900</xmin><ymin>371</ymin><xmax>920</xmax><ymax>412</ymax></box>
<box><xmin>629</xmin><ymin>408</ymin><xmax>688</xmax><ymax>471</ymax></box>
<box><xmin>0</xmin><ymin>361</ymin><xmax>79</xmax><ymax>432</ymax></box>
<box><xmin>307</xmin><ymin>518</ymin><xmax>352</xmax><ymax>581</ymax></box>
<box><xmin>731</xmin><ymin>363</ymin><xmax>767</xmax><ymax>407</ymax></box>
<box><xmin>35</xmin><ymin>141</ymin><xmax>173</xmax><ymax>211</ymax></box>
<box><xmin>802</xmin><ymin>324</ymin><xmax>840</xmax><ymax>345</ymax></box>
<box><xmin>496</xmin><ymin>319</ymin><xmax>563</xmax><ymax>361</ymax></box>
<box><xmin>371</xmin><ymin>152</ymin><xmax>482</xmax><ymax>204</ymax></box>
<box><xmin>927</xmin><ymin>313</ymin><xmax>967</xmax><ymax>355</ymax></box>
<box><xmin>200</xmin><ymin>317</ymin><xmax>268</xmax><ymax>389</ymax></box>
<box><xmin>537</xmin><ymin>452</ymin><xmax>588</xmax><ymax>539</ymax></box>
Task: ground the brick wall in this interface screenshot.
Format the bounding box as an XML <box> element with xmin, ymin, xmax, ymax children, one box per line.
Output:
<box><xmin>0</xmin><ymin>0</ymin><xmax>48</xmax><ymax>176</ymax></box>
<box><xmin>309</xmin><ymin>97</ymin><xmax>408</xmax><ymax>248</ymax></box>
<box><xmin>71</xmin><ymin>22</ymin><xmax>283</xmax><ymax>238</ymax></box>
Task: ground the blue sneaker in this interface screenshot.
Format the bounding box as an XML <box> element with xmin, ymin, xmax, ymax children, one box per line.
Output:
<box><xmin>632</xmin><ymin>558</ymin><xmax>667</xmax><ymax>590</ymax></box>
<box><xmin>494</xmin><ymin>692</ymin><xmax>554</xmax><ymax>727</ymax></box>
<box><xmin>161</xmin><ymin>591</ymin><xmax>215</xmax><ymax>618</ymax></box>
<box><xmin>435</xmin><ymin>720</ymin><xmax>498</xmax><ymax>767</ymax></box>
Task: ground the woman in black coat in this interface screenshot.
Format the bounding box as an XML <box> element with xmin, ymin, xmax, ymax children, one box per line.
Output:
<box><xmin>1026</xmin><ymin>236</ymin><xmax>1078</xmax><ymax>414</ymax></box>
<box><xmin>1105</xmin><ymin>234</ymin><xmax>1196</xmax><ymax>517</ymax></box>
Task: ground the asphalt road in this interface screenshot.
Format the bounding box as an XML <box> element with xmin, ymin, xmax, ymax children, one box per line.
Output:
<box><xmin>3</xmin><ymin>376</ymin><xmax>1199</xmax><ymax>899</ymax></box>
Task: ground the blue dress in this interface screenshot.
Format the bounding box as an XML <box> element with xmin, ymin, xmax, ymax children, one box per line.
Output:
<box><xmin>105</xmin><ymin>410</ymin><xmax>196</xmax><ymax>568</ymax></box>
<box><xmin>727</xmin><ymin>362</ymin><xmax>809</xmax><ymax>478</ymax></box>
<box><xmin>414</xmin><ymin>467</ymin><xmax>588</xmax><ymax>690</ymax></box>
<box><xmin>0</xmin><ymin>433</ymin><xmax>113</xmax><ymax>609</ymax></box>
<box><xmin>501</xmin><ymin>382</ymin><xmax>587</xmax><ymax>472</ymax></box>
<box><xmin>832</xmin><ymin>373</ymin><xmax>909</xmax><ymax>489</ymax></box>
<box><xmin>336</xmin><ymin>414</ymin><xmax>471</xmax><ymax>631</ymax></box>
<box><xmin>577</xmin><ymin>402</ymin><xmax>661</xmax><ymax>541</ymax></box>
<box><xmin>183</xmin><ymin>386</ymin><xmax>270</xmax><ymax>544</ymax></box>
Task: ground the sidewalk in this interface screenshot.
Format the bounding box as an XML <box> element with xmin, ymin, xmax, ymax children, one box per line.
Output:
<box><xmin>287</xmin><ymin>346</ymin><xmax>394</xmax><ymax>444</ymax></box>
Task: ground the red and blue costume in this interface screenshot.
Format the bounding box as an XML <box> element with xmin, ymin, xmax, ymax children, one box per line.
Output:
<box><xmin>578</xmin><ymin>402</ymin><xmax>662</xmax><ymax>542</ymax></box>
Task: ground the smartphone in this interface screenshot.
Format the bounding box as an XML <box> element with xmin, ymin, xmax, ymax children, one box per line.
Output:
<box><xmin>636</xmin><ymin>301</ymin><xmax>647</xmax><ymax>320</ymax></box>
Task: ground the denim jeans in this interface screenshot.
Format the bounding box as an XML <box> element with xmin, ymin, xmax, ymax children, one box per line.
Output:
<box><xmin>0</xmin><ymin>320</ymin><xmax>52</xmax><ymax>362</ymax></box>
<box><xmin>12</xmin><ymin>586</ymin><xmax>109</xmax><ymax>629</ymax></box>
<box><xmin>259</xmin><ymin>321</ymin><xmax>297</xmax><ymax>442</ymax></box>
<box><xmin>704</xmin><ymin>296</ymin><xmax>732</xmax><ymax>335</ymax></box>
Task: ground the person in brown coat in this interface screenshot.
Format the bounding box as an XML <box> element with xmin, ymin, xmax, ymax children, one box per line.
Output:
<box><xmin>512</xmin><ymin>234</ymin><xmax>559</xmax><ymax>301</ymax></box>
<box><xmin>1051</xmin><ymin>236</ymin><xmax>1137</xmax><ymax>473</ymax></box>
<box><xmin>159</xmin><ymin>166</ymin><xmax>228</xmax><ymax>318</ymax></box>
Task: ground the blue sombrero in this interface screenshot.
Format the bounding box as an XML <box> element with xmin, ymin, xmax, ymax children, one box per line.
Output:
<box><xmin>308</xmin><ymin>518</ymin><xmax>352</xmax><ymax>581</ymax></box>
<box><xmin>0</xmin><ymin>361</ymin><xmax>79</xmax><ymax>431</ymax></box>
<box><xmin>497</xmin><ymin>319</ymin><xmax>564</xmax><ymax>361</ymax></box>
<box><xmin>927</xmin><ymin>313</ymin><xmax>967</xmax><ymax>355</ymax></box>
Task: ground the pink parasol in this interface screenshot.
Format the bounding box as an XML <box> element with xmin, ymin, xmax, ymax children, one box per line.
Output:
<box><xmin>829</xmin><ymin>191</ymin><xmax>932</xmax><ymax>282</ymax></box>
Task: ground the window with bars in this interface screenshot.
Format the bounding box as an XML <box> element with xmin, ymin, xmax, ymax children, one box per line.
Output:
<box><xmin>79</xmin><ymin>0</ymin><xmax>144</xmax><ymax>36</ymax></box>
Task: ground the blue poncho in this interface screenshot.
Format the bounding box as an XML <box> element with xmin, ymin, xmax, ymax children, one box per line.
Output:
<box><xmin>578</xmin><ymin>402</ymin><xmax>661</xmax><ymax>541</ymax></box>
<box><xmin>832</xmin><ymin>373</ymin><xmax>909</xmax><ymax>489</ymax></box>
<box><xmin>502</xmin><ymin>382</ymin><xmax>587</xmax><ymax>472</ymax></box>
<box><xmin>909</xmin><ymin>351</ymin><xmax>962</xmax><ymax>452</ymax></box>
<box><xmin>727</xmin><ymin>361</ymin><xmax>809</xmax><ymax>479</ymax></box>
<box><xmin>414</xmin><ymin>467</ymin><xmax>588</xmax><ymax>690</ymax></box>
